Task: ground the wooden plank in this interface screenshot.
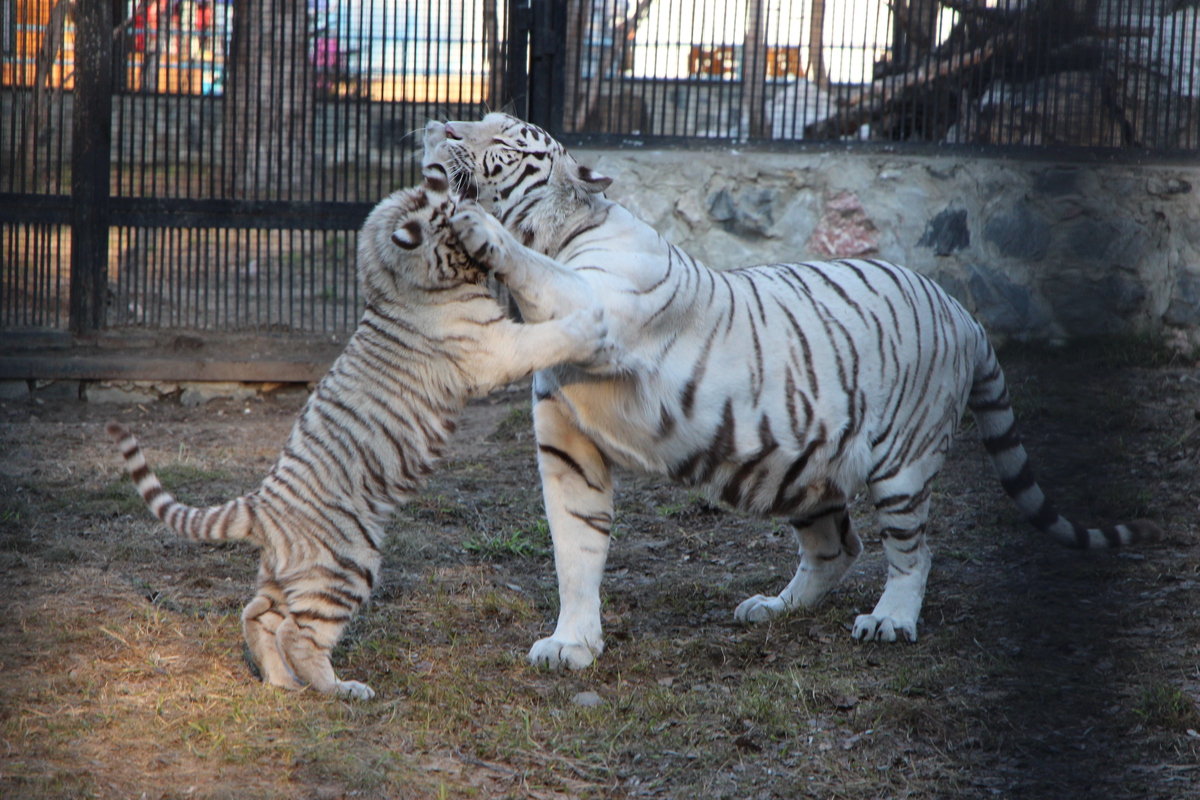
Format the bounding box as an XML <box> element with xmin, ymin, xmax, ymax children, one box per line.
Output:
<box><xmin>0</xmin><ymin>355</ymin><xmax>334</xmax><ymax>383</ymax></box>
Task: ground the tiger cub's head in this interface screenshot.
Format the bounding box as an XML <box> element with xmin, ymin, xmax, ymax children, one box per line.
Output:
<box><xmin>422</xmin><ymin>113</ymin><xmax>612</xmax><ymax>236</ymax></box>
<box><xmin>357</xmin><ymin>166</ymin><xmax>488</xmax><ymax>306</ymax></box>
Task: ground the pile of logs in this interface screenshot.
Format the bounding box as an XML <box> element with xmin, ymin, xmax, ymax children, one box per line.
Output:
<box><xmin>805</xmin><ymin>0</ymin><xmax>1198</xmax><ymax>148</ymax></box>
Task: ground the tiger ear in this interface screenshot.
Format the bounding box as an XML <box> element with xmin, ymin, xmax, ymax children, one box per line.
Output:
<box><xmin>391</xmin><ymin>220</ymin><xmax>423</xmax><ymax>250</ymax></box>
<box><xmin>577</xmin><ymin>164</ymin><xmax>613</xmax><ymax>193</ymax></box>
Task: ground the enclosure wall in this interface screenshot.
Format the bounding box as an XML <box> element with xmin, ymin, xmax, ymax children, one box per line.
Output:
<box><xmin>582</xmin><ymin>146</ymin><xmax>1200</xmax><ymax>344</ymax></box>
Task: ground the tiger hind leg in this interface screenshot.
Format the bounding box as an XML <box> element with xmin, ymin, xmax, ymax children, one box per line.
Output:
<box><xmin>735</xmin><ymin>493</ymin><xmax>861</xmax><ymax>623</ymax></box>
<box><xmin>242</xmin><ymin>594</ymin><xmax>303</xmax><ymax>690</ymax></box>
<box><xmin>274</xmin><ymin>613</ymin><xmax>375</xmax><ymax>700</ymax></box>
<box><xmin>852</xmin><ymin>470</ymin><xmax>936</xmax><ymax>643</ymax></box>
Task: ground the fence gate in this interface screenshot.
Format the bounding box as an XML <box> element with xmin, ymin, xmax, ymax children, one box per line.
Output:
<box><xmin>1</xmin><ymin>0</ymin><xmax>562</xmax><ymax>383</ymax></box>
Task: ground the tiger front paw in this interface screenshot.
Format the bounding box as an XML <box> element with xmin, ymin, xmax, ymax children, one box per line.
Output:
<box><xmin>734</xmin><ymin>594</ymin><xmax>791</xmax><ymax>624</ymax></box>
<box><xmin>333</xmin><ymin>680</ymin><xmax>376</xmax><ymax>701</ymax></box>
<box><xmin>852</xmin><ymin>613</ymin><xmax>918</xmax><ymax>643</ymax></box>
<box><xmin>558</xmin><ymin>306</ymin><xmax>612</xmax><ymax>366</ymax></box>
<box><xmin>449</xmin><ymin>204</ymin><xmax>512</xmax><ymax>273</ymax></box>
<box><xmin>528</xmin><ymin>636</ymin><xmax>601</xmax><ymax>671</ymax></box>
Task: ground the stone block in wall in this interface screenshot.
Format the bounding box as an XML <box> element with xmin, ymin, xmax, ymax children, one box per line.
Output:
<box><xmin>806</xmin><ymin>191</ymin><xmax>879</xmax><ymax>258</ymax></box>
<box><xmin>33</xmin><ymin>381</ymin><xmax>81</xmax><ymax>401</ymax></box>
<box><xmin>982</xmin><ymin>201</ymin><xmax>1050</xmax><ymax>261</ymax></box>
<box><xmin>179</xmin><ymin>382</ymin><xmax>258</xmax><ymax>407</ymax></box>
<box><xmin>966</xmin><ymin>263</ymin><xmax>1050</xmax><ymax>335</ymax></box>
<box><xmin>0</xmin><ymin>381</ymin><xmax>30</xmax><ymax>401</ymax></box>
<box><xmin>1064</xmin><ymin>216</ymin><xmax>1150</xmax><ymax>268</ymax></box>
<box><xmin>1044</xmin><ymin>273</ymin><xmax>1148</xmax><ymax>336</ymax></box>
<box><xmin>707</xmin><ymin>187</ymin><xmax>780</xmax><ymax>238</ymax></box>
<box><xmin>86</xmin><ymin>381</ymin><xmax>180</xmax><ymax>405</ymax></box>
<box><xmin>918</xmin><ymin>209</ymin><xmax>970</xmax><ymax>256</ymax></box>
<box><xmin>1165</xmin><ymin>271</ymin><xmax>1200</xmax><ymax>327</ymax></box>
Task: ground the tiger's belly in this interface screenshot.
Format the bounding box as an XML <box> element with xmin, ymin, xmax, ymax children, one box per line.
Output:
<box><xmin>554</xmin><ymin>368</ymin><xmax>872</xmax><ymax>519</ymax></box>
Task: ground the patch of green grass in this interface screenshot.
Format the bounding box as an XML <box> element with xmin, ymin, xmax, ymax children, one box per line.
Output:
<box><xmin>659</xmin><ymin>493</ymin><xmax>721</xmax><ymax>520</ymax></box>
<box><xmin>464</xmin><ymin>518</ymin><xmax>550</xmax><ymax>558</ymax></box>
<box><xmin>734</xmin><ymin>669</ymin><xmax>814</xmax><ymax>737</ymax></box>
<box><xmin>488</xmin><ymin>402</ymin><xmax>533</xmax><ymax>442</ymax></box>
<box><xmin>154</xmin><ymin>463</ymin><xmax>233</xmax><ymax>486</ymax></box>
<box><xmin>1135</xmin><ymin>683</ymin><xmax>1200</xmax><ymax>731</ymax></box>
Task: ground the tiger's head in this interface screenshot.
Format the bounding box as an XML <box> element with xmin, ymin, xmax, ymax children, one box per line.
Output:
<box><xmin>357</xmin><ymin>165</ymin><xmax>489</xmax><ymax>306</ymax></box>
<box><xmin>423</xmin><ymin>113</ymin><xmax>612</xmax><ymax>254</ymax></box>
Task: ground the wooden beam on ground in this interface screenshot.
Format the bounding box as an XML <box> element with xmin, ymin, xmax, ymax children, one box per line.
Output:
<box><xmin>0</xmin><ymin>332</ymin><xmax>346</xmax><ymax>383</ymax></box>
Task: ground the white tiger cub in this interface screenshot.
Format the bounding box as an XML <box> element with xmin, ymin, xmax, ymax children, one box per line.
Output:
<box><xmin>107</xmin><ymin>167</ymin><xmax>610</xmax><ymax>698</ymax></box>
<box><xmin>424</xmin><ymin>113</ymin><xmax>1163</xmax><ymax>671</ymax></box>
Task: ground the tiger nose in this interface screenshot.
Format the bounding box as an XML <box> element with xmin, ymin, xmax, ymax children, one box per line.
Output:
<box><xmin>444</xmin><ymin>123</ymin><xmax>463</xmax><ymax>140</ymax></box>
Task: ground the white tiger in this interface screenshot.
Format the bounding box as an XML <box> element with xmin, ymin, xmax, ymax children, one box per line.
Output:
<box><xmin>423</xmin><ymin>112</ymin><xmax>1163</xmax><ymax>671</ymax></box>
<box><xmin>107</xmin><ymin>166</ymin><xmax>610</xmax><ymax>698</ymax></box>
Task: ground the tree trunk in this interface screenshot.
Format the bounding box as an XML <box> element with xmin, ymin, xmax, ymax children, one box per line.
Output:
<box><xmin>563</xmin><ymin>0</ymin><xmax>585</xmax><ymax>127</ymax></box>
<box><xmin>23</xmin><ymin>0</ymin><xmax>71</xmax><ymax>185</ymax></box>
<box><xmin>223</xmin><ymin>0</ymin><xmax>313</xmax><ymax>200</ymax></box>
<box><xmin>571</xmin><ymin>0</ymin><xmax>655</xmax><ymax>132</ymax></box>
<box><xmin>744</xmin><ymin>0</ymin><xmax>768</xmax><ymax>137</ymax></box>
<box><xmin>807</xmin><ymin>0</ymin><xmax>828</xmax><ymax>87</ymax></box>
<box><xmin>483</xmin><ymin>0</ymin><xmax>502</xmax><ymax>110</ymax></box>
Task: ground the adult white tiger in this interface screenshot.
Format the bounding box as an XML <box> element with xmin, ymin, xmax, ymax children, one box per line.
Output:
<box><xmin>424</xmin><ymin>113</ymin><xmax>1163</xmax><ymax>671</ymax></box>
<box><xmin>108</xmin><ymin>167</ymin><xmax>610</xmax><ymax>698</ymax></box>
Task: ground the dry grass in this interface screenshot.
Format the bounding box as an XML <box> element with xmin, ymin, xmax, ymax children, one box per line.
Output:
<box><xmin>2</xmin><ymin>338</ymin><xmax>1200</xmax><ymax>799</ymax></box>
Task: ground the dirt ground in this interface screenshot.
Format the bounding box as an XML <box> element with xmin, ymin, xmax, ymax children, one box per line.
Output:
<box><xmin>2</xmin><ymin>337</ymin><xmax>1200</xmax><ymax>799</ymax></box>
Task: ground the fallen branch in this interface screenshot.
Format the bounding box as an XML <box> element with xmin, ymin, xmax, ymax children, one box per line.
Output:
<box><xmin>805</xmin><ymin>29</ymin><xmax>1018</xmax><ymax>137</ymax></box>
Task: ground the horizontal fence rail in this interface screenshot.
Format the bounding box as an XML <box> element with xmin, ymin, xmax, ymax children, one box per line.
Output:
<box><xmin>1</xmin><ymin>0</ymin><xmax>1196</xmax><ymax>363</ymax></box>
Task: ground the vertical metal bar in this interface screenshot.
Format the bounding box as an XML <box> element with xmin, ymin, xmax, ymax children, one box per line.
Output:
<box><xmin>505</xmin><ymin>0</ymin><xmax>530</xmax><ymax>120</ymax></box>
<box><xmin>70</xmin><ymin>0</ymin><xmax>114</xmax><ymax>334</ymax></box>
<box><xmin>526</xmin><ymin>0</ymin><xmax>563</xmax><ymax>131</ymax></box>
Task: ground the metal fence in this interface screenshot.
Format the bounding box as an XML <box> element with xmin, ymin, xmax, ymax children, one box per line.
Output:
<box><xmin>2</xmin><ymin>0</ymin><xmax>1197</xmax><ymax>349</ymax></box>
<box><xmin>560</xmin><ymin>0</ymin><xmax>1200</xmax><ymax>147</ymax></box>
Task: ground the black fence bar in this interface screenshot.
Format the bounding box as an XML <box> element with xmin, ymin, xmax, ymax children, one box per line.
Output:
<box><xmin>68</xmin><ymin>0</ymin><xmax>113</xmax><ymax>334</ymax></box>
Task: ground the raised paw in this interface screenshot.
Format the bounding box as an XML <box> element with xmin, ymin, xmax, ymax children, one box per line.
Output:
<box><xmin>852</xmin><ymin>613</ymin><xmax>918</xmax><ymax>643</ymax></box>
<box><xmin>528</xmin><ymin>636</ymin><xmax>600</xmax><ymax>671</ymax></box>
<box><xmin>334</xmin><ymin>680</ymin><xmax>376</xmax><ymax>701</ymax></box>
<box><xmin>449</xmin><ymin>205</ymin><xmax>511</xmax><ymax>272</ymax></box>
<box><xmin>559</xmin><ymin>306</ymin><xmax>611</xmax><ymax>366</ymax></box>
<box><xmin>734</xmin><ymin>594</ymin><xmax>791</xmax><ymax>624</ymax></box>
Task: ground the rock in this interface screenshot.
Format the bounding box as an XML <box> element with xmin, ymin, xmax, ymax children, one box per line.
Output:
<box><xmin>1045</xmin><ymin>273</ymin><xmax>1147</xmax><ymax>336</ymax></box>
<box><xmin>571</xmin><ymin>690</ymin><xmax>603</xmax><ymax>708</ymax></box>
<box><xmin>933</xmin><ymin>271</ymin><xmax>969</xmax><ymax>306</ymax></box>
<box><xmin>33</xmin><ymin>380</ymin><xmax>80</xmax><ymax>400</ymax></box>
<box><xmin>806</xmin><ymin>191</ymin><xmax>879</xmax><ymax>258</ymax></box>
<box><xmin>179</xmin><ymin>381</ymin><xmax>257</xmax><ymax>407</ymax></box>
<box><xmin>1146</xmin><ymin>176</ymin><xmax>1193</xmax><ymax>197</ymax></box>
<box><xmin>707</xmin><ymin>187</ymin><xmax>778</xmax><ymax>238</ymax></box>
<box><xmin>85</xmin><ymin>381</ymin><xmax>176</xmax><ymax>405</ymax></box>
<box><xmin>966</xmin><ymin>263</ymin><xmax>1049</xmax><ymax>334</ymax></box>
<box><xmin>1164</xmin><ymin>271</ymin><xmax>1200</xmax><ymax>326</ymax></box>
<box><xmin>918</xmin><ymin>209</ymin><xmax>970</xmax><ymax>256</ymax></box>
<box><xmin>982</xmin><ymin>201</ymin><xmax>1049</xmax><ymax>261</ymax></box>
<box><xmin>0</xmin><ymin>380</ymin><xmax>30</xmax><ymax>401</ymax></box>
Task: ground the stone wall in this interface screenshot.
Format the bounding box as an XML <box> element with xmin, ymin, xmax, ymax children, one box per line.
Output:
<box><xmin>579</xmin><ymin>147</ymin><xmax>1200</xmax><ymax>346</ymax></box>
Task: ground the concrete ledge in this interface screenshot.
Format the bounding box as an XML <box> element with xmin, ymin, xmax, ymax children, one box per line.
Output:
<box><xmin>0</xmin><ymin>331</ymin><xmax>344</xmax><ymax>383</ymax></box>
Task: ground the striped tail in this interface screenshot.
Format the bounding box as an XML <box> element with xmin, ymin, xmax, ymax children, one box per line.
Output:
<box><xmin>106</xmin><ymin>421</ymin><xmax>256</xmax><ymax>543</ymax></box>
<box><xmin>967</xmin><ymin>346</ymin><xmax>1163</xmax><ymax>549</ymax></box>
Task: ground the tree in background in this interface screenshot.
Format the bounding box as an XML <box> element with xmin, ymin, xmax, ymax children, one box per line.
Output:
<box><xmin>223</xmin><ymin>0</ymin><xmax>314</xmax><ymax>199</ymax></box>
